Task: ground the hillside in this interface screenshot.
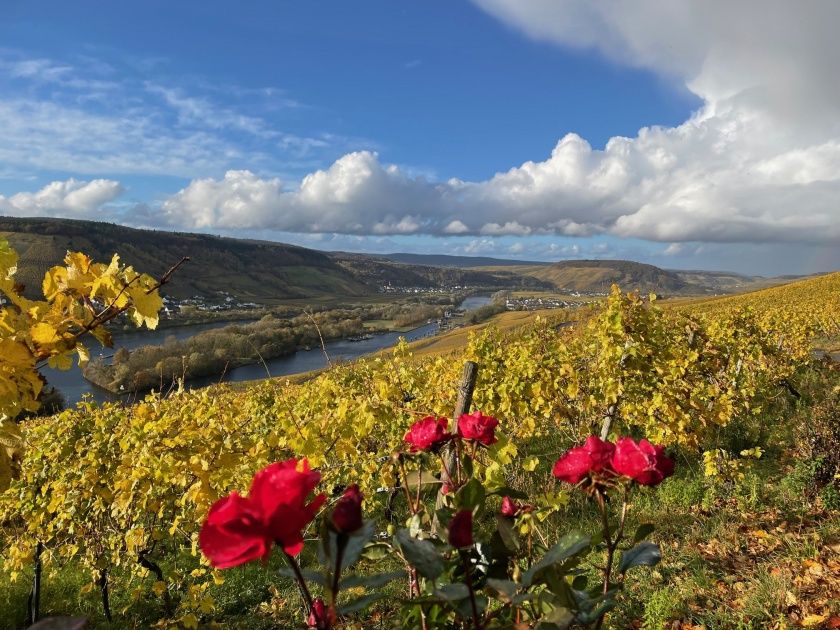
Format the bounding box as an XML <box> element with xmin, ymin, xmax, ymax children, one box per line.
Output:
<box><xmin>380</xmin><ymin>253</ymin><xmax>550</xmax><ymax>267</ymax></box>
<box><xmin>480</xmin><ymin>259</ymin><xmax>696</xmax><ymax>294</ymax></box>
<box><xmin>0</xmin><ymin>217</ymin><xmax>374</xmax><ymax>301</ymax></box>
<box><xmin>0</xmin><ymin>217</ymin><xmax>552</xmax><ymax>302</ymax></box>
<box><xmin>672</xmin><ymin>269</ymin><xmax>792</xmax><ymax>293</ymax></box>
<box><xmin>330</xmin><ymin>252</ymin><xmax>552</xmax><ymax>291</ymax></box>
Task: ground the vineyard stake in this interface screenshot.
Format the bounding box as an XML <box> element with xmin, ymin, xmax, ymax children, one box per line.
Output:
<box><xmin>26</xmin><ymin>540</ymin><xmax>43</xmax><ymax>624</ymax></box>
<box><xmin>436</xmin><ymin>361</ymin><xmax>479</xmax><ymax>511</ymax></box>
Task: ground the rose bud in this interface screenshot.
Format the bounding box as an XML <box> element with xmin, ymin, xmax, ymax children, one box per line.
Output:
<box><xmin>457</xmin><ymin>411</ymin><xmax>499</xmax><ymax>446</ymax></box>
<box><xmin>307</xmin><ymin>598</ymin><xmax>333</xmax><ymax>629</ymax></box>
<box><xmin>448</xmin><ymin>509</ymin><xmax>474</xmax><ymax>548</ymax></box>
<box><xmin>500</xmin><ymin>496</ymin><xmax>521</xmax><ymax>518</ymax></box>
<box><xmin>552</xmin><ymin>436</ymin><xmax>616</xmax><ymax>484</ymax></box>
<box><xmin>331</xmin><ymin>484</ymin><xmax>363</xmax><ymax>533</ymax></box>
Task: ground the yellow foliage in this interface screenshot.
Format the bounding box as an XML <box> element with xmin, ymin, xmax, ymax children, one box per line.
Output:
<box><xmin>0</xmin><ymin>238</ymin><xmax>163</xmax><ymax>490</ymax></box>
<box><xmin>1</xmin><ymin>270</ymin><xmax>836</xmax><ymax>622</ymax></box>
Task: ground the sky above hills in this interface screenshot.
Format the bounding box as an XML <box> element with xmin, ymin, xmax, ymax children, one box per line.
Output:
<box><xmin>0</xmin><ymin>1</ymin><xmax>838</xmax><ymax>275</ymax></box>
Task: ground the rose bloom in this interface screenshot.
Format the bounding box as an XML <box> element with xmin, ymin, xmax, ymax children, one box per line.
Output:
<box><xmin>331</xmin><ymin>484</ymin><xmax>363</xmax><ymax>534</ymax></box>
<box><xmin>611</xmin><ymin>438</ymin><xmax>675</xmax><ymax>486</ymax></box>
<box><xmin>552</xmin><ymin>436</ymin><xmax>616</xmax><ymax>484</ymax></box>
<box><xmin>457</xmin><ymin>411</ymin><xmax>499</xmax><ymax>446</ymax></box>
<box><xmin>199</xmin><ymin>458</ymin><xmax>326</xmax><ymax>568</ymax></box>
<box><xmin>448</xmin><ymin>509</ymin><xmax>474</xmax><ymax>548</ymax></box>
<box><xmin>404</xmin><ymin>416</ymin><xmax>452</xmax><ymax>452</ymax></box>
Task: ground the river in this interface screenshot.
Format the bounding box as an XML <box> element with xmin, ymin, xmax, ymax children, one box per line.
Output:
<box><xmin>44</xmin><ymin>295</ymin><xmax>494</xmax><ymax>406</ymax></box>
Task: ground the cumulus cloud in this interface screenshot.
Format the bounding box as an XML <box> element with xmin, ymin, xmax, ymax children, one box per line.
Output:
<box><xmin>0</xmin><ymin>178</ymin><xmax>123</xmax><ymax>217</ymax></box>
<box><xmin>156</xmin><ymin>1</ymin><xmax>840</xmax><ymax>246</ymax></box>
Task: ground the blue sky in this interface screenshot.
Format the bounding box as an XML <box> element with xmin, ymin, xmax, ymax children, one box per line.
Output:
<box><xmin>1</xmin><ymin>1</ymin><xmax>839</xmax><ymax>275</ymax></box>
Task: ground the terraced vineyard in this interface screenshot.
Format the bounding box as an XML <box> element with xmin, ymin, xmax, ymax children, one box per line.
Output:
<box><xmin>1</xmin><ymin>253</ymin><xmax>838</xmax><ymax>628</ymax></box>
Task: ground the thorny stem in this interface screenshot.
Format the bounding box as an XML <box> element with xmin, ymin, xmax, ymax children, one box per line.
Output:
<box><xmin>398</xmin><ymin>458</ymin><xmax>418</xmax><ymax>514</ymax></box>
<box><xmin>284</xmin><ymin>551</ymin><xmax>315</xmax><ymax>614</ymax></box>
<box><xmin>460</xmin><ymin>550</ymin><xmax>483</xmax><ymax>630</ymax></box>
<box><xmin>330</xmin><ymin>537</ymin><xmax>345</xmax><ymax>612</ymax></box>
<box><xmin>593</xmin><ymin>485</ymin><xmax>630</xmax><ymax>630</ymax></box>
<box><xmin>438</xmin><ymin>451</ymin><xmax>455</xmax><ymax>489</ymax></box>
<box><xmin>415</xmin><ymin>468</ymin><xmax>422</xmax><ymax>511</ymax></box>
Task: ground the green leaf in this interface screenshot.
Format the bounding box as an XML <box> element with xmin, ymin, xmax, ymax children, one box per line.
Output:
<box><xmin>619</xmin><ymin>541</ymin><xmax>661</xmax><ymax>573</ymax></box>
<box><xmin>361</xmin><ymin>542</ymin><xmax>391</xmax><ymax>561</ymax></box>
<box><xmin>495</xmin><ymin>514</ymin><xmax>520</xmax><ymax>553</ymax></box>
<box><xmin>277</xmin><ymin>567</ymin><xmax>327</xmax><ymax>587</ymax></box>
<box><xmin>488</xmin><ymin>486</ymin><xmax>529</xmax><ymax>500</ymax></box>
<box><xmin>486</xmin><ymin>578</ymin><xmax>517</xmax><ymax>601</ymax></box>
<box><xmin>340</xmin><ymin>571</ymin><xmax>405</xmax><ymax>590</ymax></box>
<box><xmin>434</xmin><ymin>583</ymin><xmax>470</xmax><ymax>601</ymax></box>
<box><xmin>395</xmin><ymin>529</ymin><xmax>445</xmax><ymax>580</ymax></box>
<box><xmin>535</xmin><ymin>606</ymin><xmax>575</xmax><ymax>629</ymax></box>
<box><xmin>28</xmin><ymin>619</ymin><xmax>88</xmax><ymax>630</ymax></box>
<box><xmin>338</xmin><ymin>592</ymin><xmax>385</xmax><ymax>615</ymax></box>
<box><xmin>456</xmin><ymin>478</ymin><xmax>485</xmax><ymax>511</ymax></box>
<box><xmin>461</xmin><ymin>453</ymin><xmax>474</xmax><ymax>479</ymax></box>
<box><xmin>632</xmin><ymin>523</ymin><xmax>655</xmax><ymax>544</ymax></box>
<box><xmin>455</xmin><ymin>594</ymin><xmax>487</xmax><ymax>620</ymax></box>
<box><xmin>522</xmin><ymin>531</ymin><xmax>590</xmax><ymax>587</ymax></box>
<box><xmin>341</xmin><ymin>520</ymin><xmax>376</xmax><ymax>570</ymax></box>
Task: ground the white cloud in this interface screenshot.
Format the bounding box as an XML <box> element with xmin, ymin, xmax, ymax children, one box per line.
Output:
<box><xmin>0</xmin><ymin>51</ymin><xmax>371</xmax><ymax>178</ymax></box>
<box><xmin>154</xmin><ymin>2</ymin><xmax>840</xmax><ymax>246</ymax></box>
<box><xmin>0</xmin><ymin>178</ymin><xmax>123</xmax><ymax>217</ymax></box>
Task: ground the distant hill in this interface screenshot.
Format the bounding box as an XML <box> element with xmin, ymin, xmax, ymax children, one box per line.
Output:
<box><xmin>487</xmin><ymin>259</ymin><xmax>696</xmax><ymax>294</ymax></box>
<box><xmin>0</xmin><ymin>217</ymin><xmax>551</xmax><ymax>301</ymax></box>
<box><xmin>0</xmin><ymin>217</ymin><xmax>373</xmax><ymax>301</ymax></box>
<box><xmin>381</xmin><ymin>253</ymin><xmax>550</xmax><ymax>267</ymax></box>
<box><xmin>329</xmin><ymin>252</ymin><xmax>552</xmax><ymax>291</ymax></box>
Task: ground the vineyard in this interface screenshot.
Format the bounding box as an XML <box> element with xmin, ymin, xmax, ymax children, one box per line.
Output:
<box><xmin>1</xmin><ymin>244</ymin><xmax>839</xmax><ymax>628</ymax></box>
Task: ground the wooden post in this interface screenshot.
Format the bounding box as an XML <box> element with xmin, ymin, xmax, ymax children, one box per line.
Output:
<box><xmin>436</xmin><ymin>361</ymin><xmax>479</xmax><ymax>510</ymax></box>
<box><xmin>599</xmin><ymin>405</ymin><xmax>616</xmax><ymax>441</ymax></box>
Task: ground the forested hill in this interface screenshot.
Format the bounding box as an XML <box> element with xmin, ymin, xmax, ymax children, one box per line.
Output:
<box><xmin>0</xmin><ymin>217</ymin><xmax>373</xmax><ymax>301</ymax></box>
<box><xmin>0</xmin><ymin>217</ymin><xmax>550</xmax><ymax>301</ymax></box>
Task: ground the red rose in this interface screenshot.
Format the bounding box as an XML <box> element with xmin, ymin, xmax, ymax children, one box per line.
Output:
<box><xmin>198</xmin><ymin>492</ymin><xmax>271</xmax><ymax>569</ymax></box>
<box><xmin>404</xmin><ymin>416</ymin><xmax>452</xmax><ymax>452</ymax></box>
<box><xmin>200</xmin><ymin>458</ymin><xmax>326</xmax><ymax>568</ymax></box>
<box><xmin>448</xmin><ymin>509</ymin><xmax>474</xmax><ymax>548</ymax></box>
<box><xmin>307</xmin><ymin>598</ymin><xmax>333</xmax><ymax>629</ymax></box>
<box><xmin>457</xmin><ymin>411</ymin><xmax>499</xmax><ymax>446</ymax></box>
<box><xmin>331</xmin><ymin>484</ymin><xmax>363</xmax><ymax>534</ymax></box>
<box><xmin>552</xmin><ymin>436</ymin><xmax>615</xmax><ymax>484</ymax></box>
<box><xmin>500</xmin><ymin>496</ymin><xmax>520</xmax><ymax>518</ymax></box>
<box><xmin>611</xmin><ymin>438</ymin><xmax>674</xmax><ymax>487</ymax></box>
<box><xmin>249</xmin><ymin>459</ymin><xmax>326</xmax><ymax>556</ymax></box>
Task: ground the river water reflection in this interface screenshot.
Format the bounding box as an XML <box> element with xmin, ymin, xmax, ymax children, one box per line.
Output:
<box><xmin>46</xmin><ymin>295</ymin><xmax>493</xmax><ymax>406</ymax></box>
